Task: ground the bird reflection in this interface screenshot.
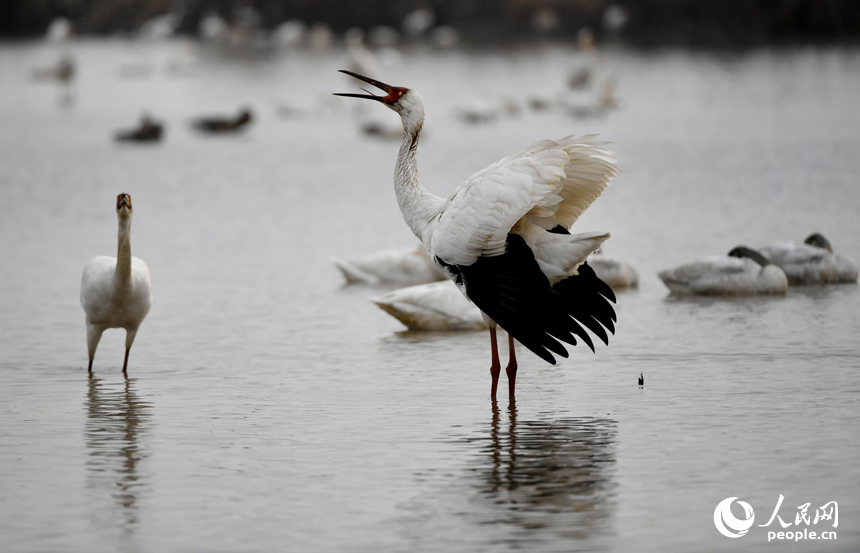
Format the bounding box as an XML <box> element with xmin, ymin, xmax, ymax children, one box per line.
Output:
<box><xmin>85</xmin><ymin>375</ymin><xmax>152</xmax><ymax>533</ymax></box>
<box><xmin>466</xmin><ymin>400</ymin><xmax>617</xmax><ymax>540</ymax></box>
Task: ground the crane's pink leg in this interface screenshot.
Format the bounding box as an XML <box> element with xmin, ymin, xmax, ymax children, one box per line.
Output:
<box><xmin>122</xmin><ymin>348</ymin><xmax>130</xmax><ymax>376</ymax></box>
<box><xmin>489</xmin><ymin>327</ymin><xmax>501</xmax><ymax>399</ymax></box>
<box><xmin>505</xmin><ymin>333</ymin><xmax>518</xmax><ymax>398</ymax></box>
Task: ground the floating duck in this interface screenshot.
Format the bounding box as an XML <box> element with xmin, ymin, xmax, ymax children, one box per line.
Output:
<box><xmin>192</xmin><ymin>108</ymin><xmax>252</xmax><ymax>133</ymax></box>
<box><xmin>115</xmin><ymin>113</ymin><xmax>163</xmax><ymax>142</ymax></box>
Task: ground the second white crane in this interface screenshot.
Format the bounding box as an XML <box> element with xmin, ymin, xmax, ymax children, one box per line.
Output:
<box><xmin>80</xmin><ymin>193</ymin><xmax>152</xmax><ymax>375</ymax></box>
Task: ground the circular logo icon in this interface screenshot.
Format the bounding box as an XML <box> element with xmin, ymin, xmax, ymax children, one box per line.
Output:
<box><xmin>714</xmin><ymin>497</ymin><xmax>755</xmax><ymax>538</ymax></box>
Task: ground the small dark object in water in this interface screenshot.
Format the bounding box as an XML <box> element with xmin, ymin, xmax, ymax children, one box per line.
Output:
<box><xmin>192</xmin><ymin>108</ymin><xmax>252</xmax><ymax>133</ymax></box>
<box><xmin>638</xmin><ymin>372</ymin><xmax>644</xmax><ymax>386</ymax></box>
<box><xmin>115</xmin><ymin>114</ymin><xmax>163</xmax><ymax>142</ymax></box>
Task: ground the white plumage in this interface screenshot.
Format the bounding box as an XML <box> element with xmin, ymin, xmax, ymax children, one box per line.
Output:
<box><xmin>658</xmin><ymin>246</ymin><xmax>787</xmax><ymax>296</ymax></box>
<box><xmin>336</xmin><ymin>71</ymin><xmax>619</xmax><ymax>399</ymax></box>
<box><xmin>427</xmin><ymin>135</ymin><xmax>615</xmax><ymax>269</ymax></box>
<box><xmin>372</xmin><ymin>281</ymin><xmax>486</xmax><ymax>331</ymax></box>
<box><xmin>760</xmin><ymin>233</ymin><xmax>858</xmax><ymax>285</ymax></box>
<box><xmin>331</xmin><ymin>245</ymin><xmax>444</xmax><ymax>286</ymax></box>
<box><xmin>80</xmin><ymin>193</ymin><xmax>152</xmax><ymax>374</ymax></box>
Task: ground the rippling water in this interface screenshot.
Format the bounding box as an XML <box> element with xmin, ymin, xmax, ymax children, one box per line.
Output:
<box><xmin>84</xmin><ymin>377</ymin><xmax>152</xmax><ymax>536</ymax></box>
<box><xmin>0</xmin><ymin>40</ymin><xmax>859</xmax><ymax>552</ymax></box>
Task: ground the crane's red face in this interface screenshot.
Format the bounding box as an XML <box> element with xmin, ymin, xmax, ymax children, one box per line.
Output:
<box><xmin>334</xmin><ymin>70</ymin><xmax>409</xmax><ymax>105</ymax></box>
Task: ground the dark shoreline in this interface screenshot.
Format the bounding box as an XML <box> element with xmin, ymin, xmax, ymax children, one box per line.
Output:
<box><xmin>2</xmin><ymin>0</ymin><xmax>860</xmax><ymax>49</ymax></box>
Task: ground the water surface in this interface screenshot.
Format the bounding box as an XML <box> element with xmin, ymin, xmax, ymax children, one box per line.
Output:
<box><xmin>0</xmin><ymin>40</ymin><xmax>859</xmax><ymax>552</ymax></box>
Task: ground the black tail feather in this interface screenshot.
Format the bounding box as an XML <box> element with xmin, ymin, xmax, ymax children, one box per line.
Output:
<box><xmin>454</xmin><ymin>233</ymin><xmax>616</xmax><ymax>364</ymax></box>
<box><xmin>553</xmin><ymin>262</ymin><xmax>617</xmax><ymax>345</ymax></box>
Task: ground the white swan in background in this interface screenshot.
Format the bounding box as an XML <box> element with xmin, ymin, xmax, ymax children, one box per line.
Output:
<box><xmin>589</xmin><ymin>251</ymin><xmax>638</xmax><ymax>290</ymax></box>
<box><xmin>332</xmin><ymin>245</ymin><xmax>445</xmax><ymax>286</ymax></box>
<box><xmin>372</xmin><ymin>281</ymin><xmax>486</xmax><ymax>331</ymax></box>
<box><xmin>658</xmin><ymin>246</ymin><xmax>787</xmax><ymax>296</ymax></box>
<box><xmin>80</xmin><ymin>193</ymin><xmax>152</xmax><ymax>374</ymax></box>
<box><xmin>760</xmin><ymin>233</ymin><xmax>858</xmax><ymax>285</ymax></box>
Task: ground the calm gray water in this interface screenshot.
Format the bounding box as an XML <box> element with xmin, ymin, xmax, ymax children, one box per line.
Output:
<box><xmin>1</xmin><ymin>40</ymin><xmax>859</xmax><ymax>552</ymax></box>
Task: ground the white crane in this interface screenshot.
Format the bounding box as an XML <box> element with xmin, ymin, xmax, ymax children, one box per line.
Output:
<box><xmin>760</xmin><ymin>233</ymin><xmax>858</xmax><ymax>285</ymax></box>
<box><xmin>336</xmin><ymin>71</ymin><xmax>618</xmax><ymax>399</ymax></box>
<box><xmin>80</xmin><ymin>193</ymin><xmax>152</xmax><ymax>375</ymax></box>
<box><xmin>658</xmin><ymin>246</ymin><xmax>788</xmax><ymax>296</ymax></box>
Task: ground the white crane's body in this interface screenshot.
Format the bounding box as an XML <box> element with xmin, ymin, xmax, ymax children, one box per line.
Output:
<box><xmin>80</xmin><ymin>193</ymin><xmax>152</xmax><ymax>374</ymax></box>
<box><xmin>336</xmin><ymin>71</ymin><xmax>619</xmax><ymax>398</ymax></box>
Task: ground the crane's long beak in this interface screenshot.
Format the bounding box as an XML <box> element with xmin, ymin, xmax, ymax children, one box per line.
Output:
<box><xmin>334</xmin><ymin>70</ymin><xmax>394</xmax><ymax>101</ymax></box>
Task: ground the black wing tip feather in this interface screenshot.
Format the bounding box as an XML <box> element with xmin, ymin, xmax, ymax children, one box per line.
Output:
<box><xmin>578</xmin><ymin>261</ymin><xmax>618</xmax><ymax>305</ymax></box>
<box><xmin>555</xmin><ymin>261</ymin><xmax>618</xmax><ymax>344</ymax></box>
<box><xmin>454</xmin><ymin>233</ymin><xmax>617</xmax><ymax>364</ymax></box>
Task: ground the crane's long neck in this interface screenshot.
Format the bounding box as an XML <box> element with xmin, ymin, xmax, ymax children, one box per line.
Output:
<box><xmin>394</xmin><ymin>109</ymin><xmax>445</xmax><ymax>245</ymax></box>
<box><xmin>116</xmin><ymin>216</ymin><xmax>132</xmax><ymax>284</ymax></box>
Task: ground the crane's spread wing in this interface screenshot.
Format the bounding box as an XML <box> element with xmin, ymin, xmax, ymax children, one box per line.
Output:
<box><xmin>431</xmin><ymin>135</ymin><xmax>618</xmax><ymax>266</ymax></box>
<box><xmin>548</xmin><ymin>136</ymin><xmax>619</xmax><ymax>230</ymax></box>
<box><xmin>451</xmin><ymin>233</ymin><xmax>616</xmax><ymax>365</ymax></box>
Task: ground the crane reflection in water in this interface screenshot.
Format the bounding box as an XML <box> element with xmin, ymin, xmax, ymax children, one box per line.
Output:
<box><xmin>465</xmin><ymin>400</ymin><xmax>617</xmax><ymax>543</ymax></box>
<box><xmin>84</xmin><ymin>375</ymin><xmax>152</xmax><ymax>534</ymax></box>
